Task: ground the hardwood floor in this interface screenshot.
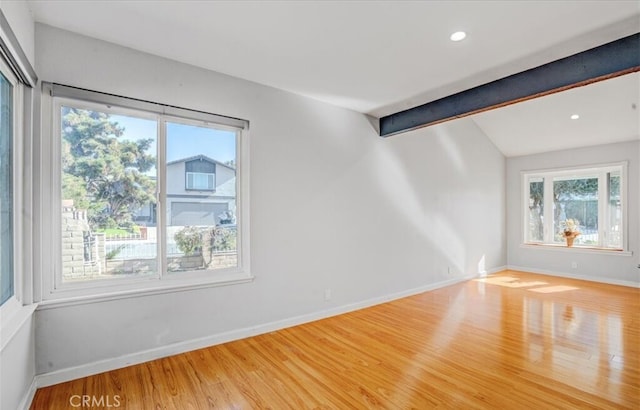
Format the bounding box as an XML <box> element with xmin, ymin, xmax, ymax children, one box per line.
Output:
<box><xmin>31</xmin><ymin>271</ymin><xmax>640</xmax><ymax>409</ymax></box>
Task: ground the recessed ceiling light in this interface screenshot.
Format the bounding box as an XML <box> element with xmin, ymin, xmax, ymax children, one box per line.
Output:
<box><xmin>570</xmin><ymin>114</ymin><xmax>580</xmax><ymax>120</ymax></box>
<box><xmin>450</xmin><ymin>31</ymin><xmax>467</xmax><ymax>42</ymax></box>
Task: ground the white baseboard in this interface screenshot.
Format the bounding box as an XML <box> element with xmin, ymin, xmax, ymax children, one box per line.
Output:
<box><xmin>35</xmin><ymin>272</ymin><xmax>481</xmax><ymax>388</ymax></box>
<box><xmin>18</xmin><ymin>377</ymin><xmax>37</xmax><ymax>410</ymax></box>
<box><xmin>485</xmin><ymin>265</ymin><xmax>507</xmax><ymax>275</ymax></box>
<box><xmin>507</xmin><ymin>265</ymin><xmax>640</xmax><ymax>288</ymax></box>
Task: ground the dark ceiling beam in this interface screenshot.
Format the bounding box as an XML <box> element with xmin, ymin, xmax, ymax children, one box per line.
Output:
<box><xmin>379</xmin><ymin>33</ymin><xmax>640</xmax><ymax>137</ymax></box>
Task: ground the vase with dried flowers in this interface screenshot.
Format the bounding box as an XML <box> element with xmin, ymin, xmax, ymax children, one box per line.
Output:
<box><xmin>561</xmin><ymin>219</ymin><xmax>580</xmax><ymax>247</ymax></box>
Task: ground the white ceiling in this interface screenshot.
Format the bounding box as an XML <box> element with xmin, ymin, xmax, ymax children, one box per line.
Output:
<box><xmin>472</xmin><ymin>72</ymin><xmax>640</xmax><ymax>157</ymax></box>
<box><xmin>26</xmin><ymin>0</ymin><xmax>640</xmax><ymax>156</ymax></box>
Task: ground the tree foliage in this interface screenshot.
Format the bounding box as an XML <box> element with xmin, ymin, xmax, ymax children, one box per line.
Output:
<box><xmin>529</xmin><ymin>177</ymin><xmax>600</xmax><ymax>238</ymax></box>
<box><xmin>61</xmin><ymin>107</ymin><xmax>156</xmax><ymax>230</ymax></box>
<box><xmin>552</xmin><ymin>178</ymin><xmax>598</xmax><ymax>228</ymax></box>
<box><xmin>529</xmin><ymin>181</ymin><xmax>544</xmax><ymax>240</ymax></box>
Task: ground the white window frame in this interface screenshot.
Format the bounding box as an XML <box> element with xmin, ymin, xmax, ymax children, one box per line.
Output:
<box><xmin>39</xmin><ymin>83</ymin><xmax>252</xmax><ymax>304</ymax></box>
<box><xmin>186</xmin><ymin>171</ymin><xmax>215</xmax><ymax>191</ymax></box>
<box><xmin>0</xmin><ymin>55</ymin><xmax>22</xmax><ymax>299</ymax></box>
<box><xmin>0</xmin><ymin>54</ymin><xmax>26</xmax><ymax>327</ymax></box>
<box><xmin>521</xmin><ymin>162</ymin><xmax>628</xmax><ymax>252</ymax></box>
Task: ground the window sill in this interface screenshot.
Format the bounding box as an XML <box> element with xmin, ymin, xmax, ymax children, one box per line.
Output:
<box><xmin>0</xmin><ymin>299</ymin><xmax>37</xmax><ymax>351</ymax></box>
<box><xmin>521</xmin><ymin>243</ymin><xmax>633</xmax><ymax>256</ymax></box>
<box><xmin>38</xmin><ymin>272</ymin><xmax>254</xmax><ymax>310</ymax></box>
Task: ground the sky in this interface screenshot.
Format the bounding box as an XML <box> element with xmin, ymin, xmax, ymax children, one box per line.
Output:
<box><xmin>111</xmin><ymin>114</ymin><xmax>237</xmax><ymax>166</ymax></box>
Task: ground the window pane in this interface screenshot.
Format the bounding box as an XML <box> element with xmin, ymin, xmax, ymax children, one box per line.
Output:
<box><xmin>527</xmin><ymin>178</ymin><xmax>544</xmax><ymax>242</ymax></box>
<box><xmin>607</xmin><ymin>172</ymin><xmax>622</xmax><ymax>248</ymax></box>
<box><xmin>553</xmin><ymin>177</ymin><xmax>598</xmax><ymax>245</ymax></box>
<box><xmin>61</xmin><ymin>107</ymin><xmax>157</xmax><ymax>281</ymax></box>
<box><xmin>186</xmin><ymin>172</ymin><xmax>215</xmax><ymax>190</ymax></box>
<box><xmin>166</xmin><ymin>122</ymin><xmax>237</xmax><ymax>273</ymax></box>
<box><xmin>0</xmin><ymin>72</ymin><xmax>13</xmax><ymax>304</ymax></box>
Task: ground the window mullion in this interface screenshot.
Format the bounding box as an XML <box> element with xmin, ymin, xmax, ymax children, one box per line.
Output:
<box><xmin>12</xmin><ymin>76</ymin><xmax>23</xmax><ymax>304</ymax></box>
<box><xmin>543</xmin><ymin>177</ymin><xmax>554</xmax><ymax>243</ymax></box>
<box><xmin>598</xmin><ymin>173</ymin><xmax>607</xmax><ymax>247</ymax></box>
<box><xmin>522</xmin><ymin>174</ymin><xmax>528</xmax><ymax>243</ymax></box>
<box><xmin>158</xmin><ymin>117</ymin><xmax>167</xmax><ymax>278</ymax></box>
<box><xmin>620</xmin><ymin>166</ymin><xmax>626</xmax><ymax>250</ymax></box>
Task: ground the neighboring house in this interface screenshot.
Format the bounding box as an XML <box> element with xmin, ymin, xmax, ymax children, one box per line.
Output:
<box><xmin>134</xmin><ymin>155</ymin><xmax>236</xmax><ymax>227</ymax></box>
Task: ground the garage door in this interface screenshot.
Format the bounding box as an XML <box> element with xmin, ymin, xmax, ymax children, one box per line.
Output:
<box><xmin>171</xmin><ymin>202</ymin><xmax>228</xmax><ymax>226</ymax></box>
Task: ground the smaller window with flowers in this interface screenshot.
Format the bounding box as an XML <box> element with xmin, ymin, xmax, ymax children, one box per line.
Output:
<box><xmin>523</xmin><ymin>163</ymin><xmax>626</xmax><ymax>250</ymax></box>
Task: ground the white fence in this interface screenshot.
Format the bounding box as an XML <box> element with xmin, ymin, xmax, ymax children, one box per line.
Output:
<box><xmin>105</xmin><ymin>239</ymin><xmax>181</xmax><ymax>260</ymax></box>
<box><xmin>103</xmin><ymin>226</ymin><xmax>236</xmax><ymax>260</ymax></box>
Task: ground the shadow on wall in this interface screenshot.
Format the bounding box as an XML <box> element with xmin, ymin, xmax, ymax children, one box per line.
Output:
<box><xmin>371</xmin><ymin>120</ymin><xmax>500</xmax><ymax>277</ymax></box>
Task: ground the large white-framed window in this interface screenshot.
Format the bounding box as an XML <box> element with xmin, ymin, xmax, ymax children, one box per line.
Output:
<box><xmin>41</xmin><ymin>83</ymin><xmax>251</xmax><ymax>302</ymax></box>
<box><xmin>522</xmin><ymin>163</ymin><xmax>627</xmax><ymax>251</ymax></box>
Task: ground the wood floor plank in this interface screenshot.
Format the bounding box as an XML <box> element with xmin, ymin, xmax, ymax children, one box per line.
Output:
<box><xmin>30</xmin><ymin>271</ymin><xmax>640</xmax><ymax>409</ymax></box>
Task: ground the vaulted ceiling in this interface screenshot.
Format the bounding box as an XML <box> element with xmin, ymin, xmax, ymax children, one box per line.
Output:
<box><xmin>27</xmin><ymin>0</ymin><xmax>640</xmax><ymax>156</ymax></box>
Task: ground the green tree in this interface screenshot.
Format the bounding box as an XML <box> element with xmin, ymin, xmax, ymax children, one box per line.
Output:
<box><xmin>529</xmin><ymin>178</ymin><xmax>599</xmax><ymax>239</ymax></box>
<box><xmin>528</xmin><ymin>181</ymin><xmax>544</xmax><ymax>240</ymax></box>
<box><xmin>62</xmin><ymin>107</ymin><xmax>156</xmax><ymax>230</ymax></box>
<box><xmin>553</xmin><ymin>178</ymin><xmax>598</xmax><ymax>228</ymax></box>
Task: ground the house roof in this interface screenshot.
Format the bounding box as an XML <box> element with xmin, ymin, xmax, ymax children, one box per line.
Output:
<box><xmin>167</xmin><ymin>155</ymin><xmax>235</xmax><ymax>171</ymax></box>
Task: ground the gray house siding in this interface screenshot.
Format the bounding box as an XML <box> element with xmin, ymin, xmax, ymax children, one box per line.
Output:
<box><xmin>135</xmin><ymin>156</ymin><xmax>236</xmax><ymax>226</ymax></box>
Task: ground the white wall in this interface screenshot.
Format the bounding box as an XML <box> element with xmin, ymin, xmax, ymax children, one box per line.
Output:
<box><xmin>0</xmin><ymin>309</ymin><xmax>36</xmax><ymax>410</ymax></box>
<box><xmin>0</xmin><ymin>0</ymin><xmax>34</xmax><ymax>66</ymax></box>
<box><xmin>34</xmin><ymin>24</ymin><xmax>506</xmax><ymax>378</ymax></box>
<box><xmin>507</xmin><ymin>140</ymin><xmax>640</xmax><ymax>285</ymax></box>
<box><xmin>0</xmin><ymin>1</ymin><xmax>36</xmax><ymax>408</ymax></box>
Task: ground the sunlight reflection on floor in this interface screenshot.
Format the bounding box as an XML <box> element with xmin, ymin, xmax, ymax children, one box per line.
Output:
<box><xmin>475</xmin><ymin>275</ymin><xmax>581</xmax><ymax>293</ymax></box>
<box><xmin>475</xmin><ymin>275</ymin><xmax>548</xmax><ymax>288</ymax></box>
<box><xmin>528</xmin><ymin>285</ymin><xmax>580</xmax><ymax>293</ymax></box>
